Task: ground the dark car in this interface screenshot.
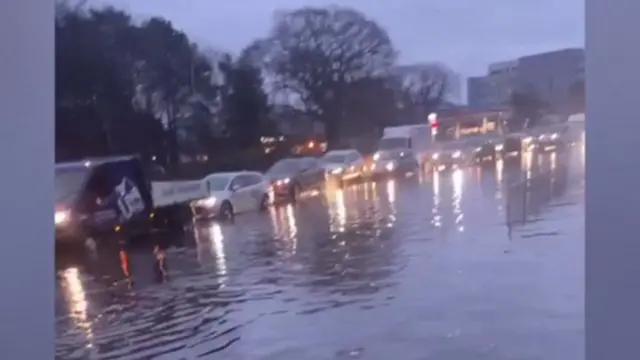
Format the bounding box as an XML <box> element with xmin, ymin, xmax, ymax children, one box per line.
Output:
<box><xmin>371</xmin><ymin>148</ymin><xmax>420</xmax><ymax>178</ymax></box>
<box><xmin>467</xmin><ymin>135</ymin><xmax>498</xmax><ymax>164</ymax></box>
<box><xmin>535</xmin><ymin>125</ymin><xmax>568</xmax><ymax>153</ymax></box>
<box><xmin>266</xmin><ymin>157</ymin><xmax>325</xmax><ymax>203</ymax></box>
<box><xmin>430</xmin><ymin>141</ymin><xmax>468</xmax><ymax>171</ymax></box>
<box><xmin>55</xmin><ymin>156</ymin><xmax>158</xmax><ymax>245</ymax></box>
<box><xmin>499</xmin><ymin>133</ymin><xmax>535</xmax><ymax>159</ymax></box>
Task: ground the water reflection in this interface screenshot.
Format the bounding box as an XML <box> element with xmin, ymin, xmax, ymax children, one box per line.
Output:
<box><xmin>385</xmin><ymin>179</ymin><xmax>397</xmax><ymax>226</ymax></box>
<box><xmin>452</xmin><ymin>169</ymin><xmax>465</xmax><ymax>232</ymax></box>
<box><xmin>506</xmin><ymin>154</ymin><xmax>571</xmax><ymax>226</ymax></box>
<box><xmin>60</xmin><ymin>268</ymin><xmax>95</xmax><ymax>349</ymax></box>
<box><xmin>523</xmin><ymin>149</ymin><xmax>534</xmax><ymax>180</ymax></box>
<box><xmin>194</xmin><ymin>224</ymin><xmax>228</xmax><ymax>285</ymax></box>
<box><xmin>496</xmin><ymin>158</ymin><xmax>504</xmax><ymax>184</ymax></box>
<box><xmin>328</xmin><ymin>188</ymin><xmax>347</xmax><ymax>232</ymax></box>
<box><xmin>431</xmin><ymin>170</ymin><xmax>442</xmax><ymax>228</ymax></box>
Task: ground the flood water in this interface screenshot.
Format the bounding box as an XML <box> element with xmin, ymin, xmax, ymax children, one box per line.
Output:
<box><xmin>56</xmin><ymin>148</ymin><xmax>584</xmax><ymax>360</ymax></box>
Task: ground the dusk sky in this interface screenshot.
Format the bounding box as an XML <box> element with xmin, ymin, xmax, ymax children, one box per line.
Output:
<box><xmin>92</xmin><ymin>0</ymin><xmax>584</xmax><ymax>77</ymax></box>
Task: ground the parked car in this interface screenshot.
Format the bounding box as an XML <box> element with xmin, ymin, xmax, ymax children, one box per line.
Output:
<box><xmin>191</xmin><ymin>171</ymin><xmax>271</xmax><ymax>221</ymax></box>
<box><xmin>321</xmin><ymin>149</ymin><xmax>366</xmax><ymax>183</ymax></box>
<box><xmin>266</xmin><ymin>157</ymin><xmax>325</xmax><ymax>203</ymax></box>
<box><xmin>55</xmin><ymin>156</ymin><xmax>205</xmax><ymax>245</ymax></box>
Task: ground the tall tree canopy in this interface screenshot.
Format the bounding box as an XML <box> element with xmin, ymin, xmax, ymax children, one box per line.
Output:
<box><xmin>247</xmin><ymin>6</ymin><xmax>397</xmax><ymax>143</ymax></box>
<box><xmin>55</xmin><ymin>4</ymin><xmax>239</xmax><ymax>165</ymax></box>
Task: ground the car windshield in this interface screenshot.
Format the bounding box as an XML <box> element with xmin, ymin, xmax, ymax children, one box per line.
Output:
<box><xmin>207</xmin><ymin>175</ymin><xmax>232</xmax><ymax>191</ymax></box>
<box><xmin>55</xmin><ymin>166</ymin><xmax>90</xmax><ymax>202</ymax></box>
<box><xmin>322</xmin><ymin>154</ymin><xmax>348</xmax><ymax>164</ymax></box>
<box><xmin>268</xmin><ymin>159</ymin><xmax>301</xmax><ymax>174</ymax></box>
<box><xmin>379</xmin><ymin>137</ymin><xmax>409</xmax><ymax>150</ymax></box>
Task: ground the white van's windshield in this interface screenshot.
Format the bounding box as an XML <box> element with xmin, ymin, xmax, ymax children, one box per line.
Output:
<box><xmin>55</xmin><ymin>166</ymin><xmax>90</xmax><ymax>202</ymax></box>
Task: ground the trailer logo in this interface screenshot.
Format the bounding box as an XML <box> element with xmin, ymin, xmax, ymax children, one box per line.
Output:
<box><xmin>114</xmin><ymin>178</ymin><xmax>145</xmax><ymax>220</ymax></box>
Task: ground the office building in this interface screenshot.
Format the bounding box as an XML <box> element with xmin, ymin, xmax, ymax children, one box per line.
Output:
<box><xmin>467</xmin><ymin>48</ymin><xmax>585</xmax><ymax>111</ymax></box>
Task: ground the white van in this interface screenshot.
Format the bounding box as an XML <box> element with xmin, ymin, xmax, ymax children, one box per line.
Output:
<box><xmin>375</xmin><ymin>125</ymin><xmax>432</xmax><ymax>167</ymax></box>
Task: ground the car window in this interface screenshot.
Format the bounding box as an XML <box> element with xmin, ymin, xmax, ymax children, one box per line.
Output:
<box><xmin>229</xmin><ymin>175</ymin><xmax>244</xmax><ymax>190</ymax></box>
<box><xmin>247</xmin><ymin>174</ymin><xmax>263</xmax><ymax>186</ymax></box>
<box><xmin>207</xmin><ymin>175</ymin><xmax>232</xmax><ymax>192</ymax></box>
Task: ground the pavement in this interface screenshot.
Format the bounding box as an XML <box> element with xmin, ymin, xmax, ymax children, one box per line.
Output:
<box><xmin>55</xmin><ymin>147</ymin><xmax>585</xmax><ymax>360</ymax></box>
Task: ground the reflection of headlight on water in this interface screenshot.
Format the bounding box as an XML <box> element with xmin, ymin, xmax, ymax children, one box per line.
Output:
<box><xmin>55</xmin><ymin>210</ymin><xmax>70</xmax><ymax>225</ymax></box>
<box><xmin>373</xmin><ymin>152</ymin><xmax>380</xmax><ymax>161</ymax></box>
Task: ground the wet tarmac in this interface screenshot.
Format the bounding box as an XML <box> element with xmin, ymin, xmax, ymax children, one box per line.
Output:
<box><xmin>55</xmin><ymin>148</ymin><xmax>585</xmax><ymax>360</ymax></box>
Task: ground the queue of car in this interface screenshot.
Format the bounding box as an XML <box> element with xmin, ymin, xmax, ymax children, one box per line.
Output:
<box><xmin>55</xmin><ymin>120</ymin><xmax>580</xmax><ymax>247</ymax></box>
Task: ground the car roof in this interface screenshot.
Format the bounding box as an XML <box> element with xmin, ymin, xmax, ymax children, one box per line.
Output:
<box><xmin>206</xmin><ymin>171</ymin><xmax>263</xmax><ymax>178</ymax></box>
<box><xmin>323</xmin><ymin>149</ymin><xmax>358</xmax><ymax>155</ymax></box>
<box><xmin>56</xmin><ymin>155</ymin><xmax>138</xmax><ymax>170</ymax></box>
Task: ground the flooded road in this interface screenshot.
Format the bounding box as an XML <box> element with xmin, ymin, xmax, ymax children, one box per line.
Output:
<box><xmin>56</xmin><ymin>149</ymin><xmax>584</xmax><ymax>360</ymax></box>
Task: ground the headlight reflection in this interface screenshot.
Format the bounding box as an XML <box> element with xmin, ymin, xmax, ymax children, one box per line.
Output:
<box><xmin>60</xmin><ymin>267</ymin><xmax>95</xmax><ymax>349</ymax></box>
<box><xmin>452</xmin><ymin>169</ymin><xmax>464</xmax><ymax>232</ymax></box>
<box><xmin>432</xmin><ymin>170</ymin><xmax>442</xmax><ymax>228</ymax></box>
<box><xmin>386</xmin><ymin>179</ymin><xmax>396</xmax><ymax>204</ymax></box>
<box><xmin>209</xmin><ymin>224</ymin><xmax>228</xmax><ymax>282</ymax></box>
<box><xmin>328</xmin><ymin>188</ymin><xmax>347</xmax><ymax>232</ymax></box>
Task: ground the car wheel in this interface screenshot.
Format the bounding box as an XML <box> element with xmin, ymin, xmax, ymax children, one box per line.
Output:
<box><xmin>259</xmin><ymin>194</ymin><xmax>270</xmax><ymax>211</ymax></box>
<box><xmin>219</xmin><ymin>201</ymin><xmax>234</xmax><ymax>220</ymax></box>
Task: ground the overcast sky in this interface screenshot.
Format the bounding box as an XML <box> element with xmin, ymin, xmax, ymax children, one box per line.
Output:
<box><xmin>92</xmin><ymin>0</ymin><xmax>584</xmax><ymax>77</ymax></box>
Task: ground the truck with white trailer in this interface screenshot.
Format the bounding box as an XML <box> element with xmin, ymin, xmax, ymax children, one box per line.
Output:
<box><xmin>55</xmin><ymin>155</ymin><xmax>209</xmax><ymax>245</ymax></box>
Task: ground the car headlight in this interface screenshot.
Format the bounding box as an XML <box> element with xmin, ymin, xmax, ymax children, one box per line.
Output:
<box><xmin>372</xmin><ymin>152</ymin><xmax>380</xmax><ymax>161</ymax></box>
<box><xmin>452</xmin><ymin>151</ymin><xmax>461</xmax><ymax>158</ymax></box>
<box><xmin>276</xmin><ymin>178</ymin><xmax>290</xmax><ymax>186</ymax></box>
<box><xmin>550</xmin><ymin>133</ymin><xmax>559</xmax><ymax>140</ymax></box>
<box><xmin>474</xmin><ymin>147</ymin><xmax>482</xmax><ymax>153</ymax></box>
<box><xmin>330</xmin><ymin>168</ymin><xmax>343</xmax><ymax>174</ymax></box>
<box><xmin>495</xmin><ymin>144</ymin><xmax>504</xmax><ymax>151</ymax></box>
<box><xmin>55</xmin><ymin>210</ymin><xmax>70</xmax><ymax>225</ymax></box>
<box><xmin>432</xmin><ymin>153</ymin><xmax>440</xmax><ymax>160</ymax></box>
<box><xmin>196</xmin><ymin>196</ymin><xmax>217</xmax><ymax>207</ymax></box>
<box><xmin>538</xmin><ymin>134</ymin><xmax>547</xmax><ymax>140</ymax></box>
<box><xmin>385</xmin><ymin>162</ymin><xmax>395</xmax><ymax>171</ymax></box>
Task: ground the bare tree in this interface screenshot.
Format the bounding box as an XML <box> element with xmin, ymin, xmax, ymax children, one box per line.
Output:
<box><xmin>390</xmin><ymin>64</ymin><xmax>449</xmax><ymax>124</ymax></box>
<box><xmin>246</xmin><ymin>6</ymin><xmax>397</xmax><ymax>144</ymax></box>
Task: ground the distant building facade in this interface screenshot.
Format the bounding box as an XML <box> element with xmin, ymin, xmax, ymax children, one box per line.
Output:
<box><xmin>467</xmin><ymin>48</ymin><xmax>585</xmax><ymax>112</ymax></box>
<box><xmin>468</xmin><ymin>60</ymin><xmax>518</xmax><ymax>109</ymax></box>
